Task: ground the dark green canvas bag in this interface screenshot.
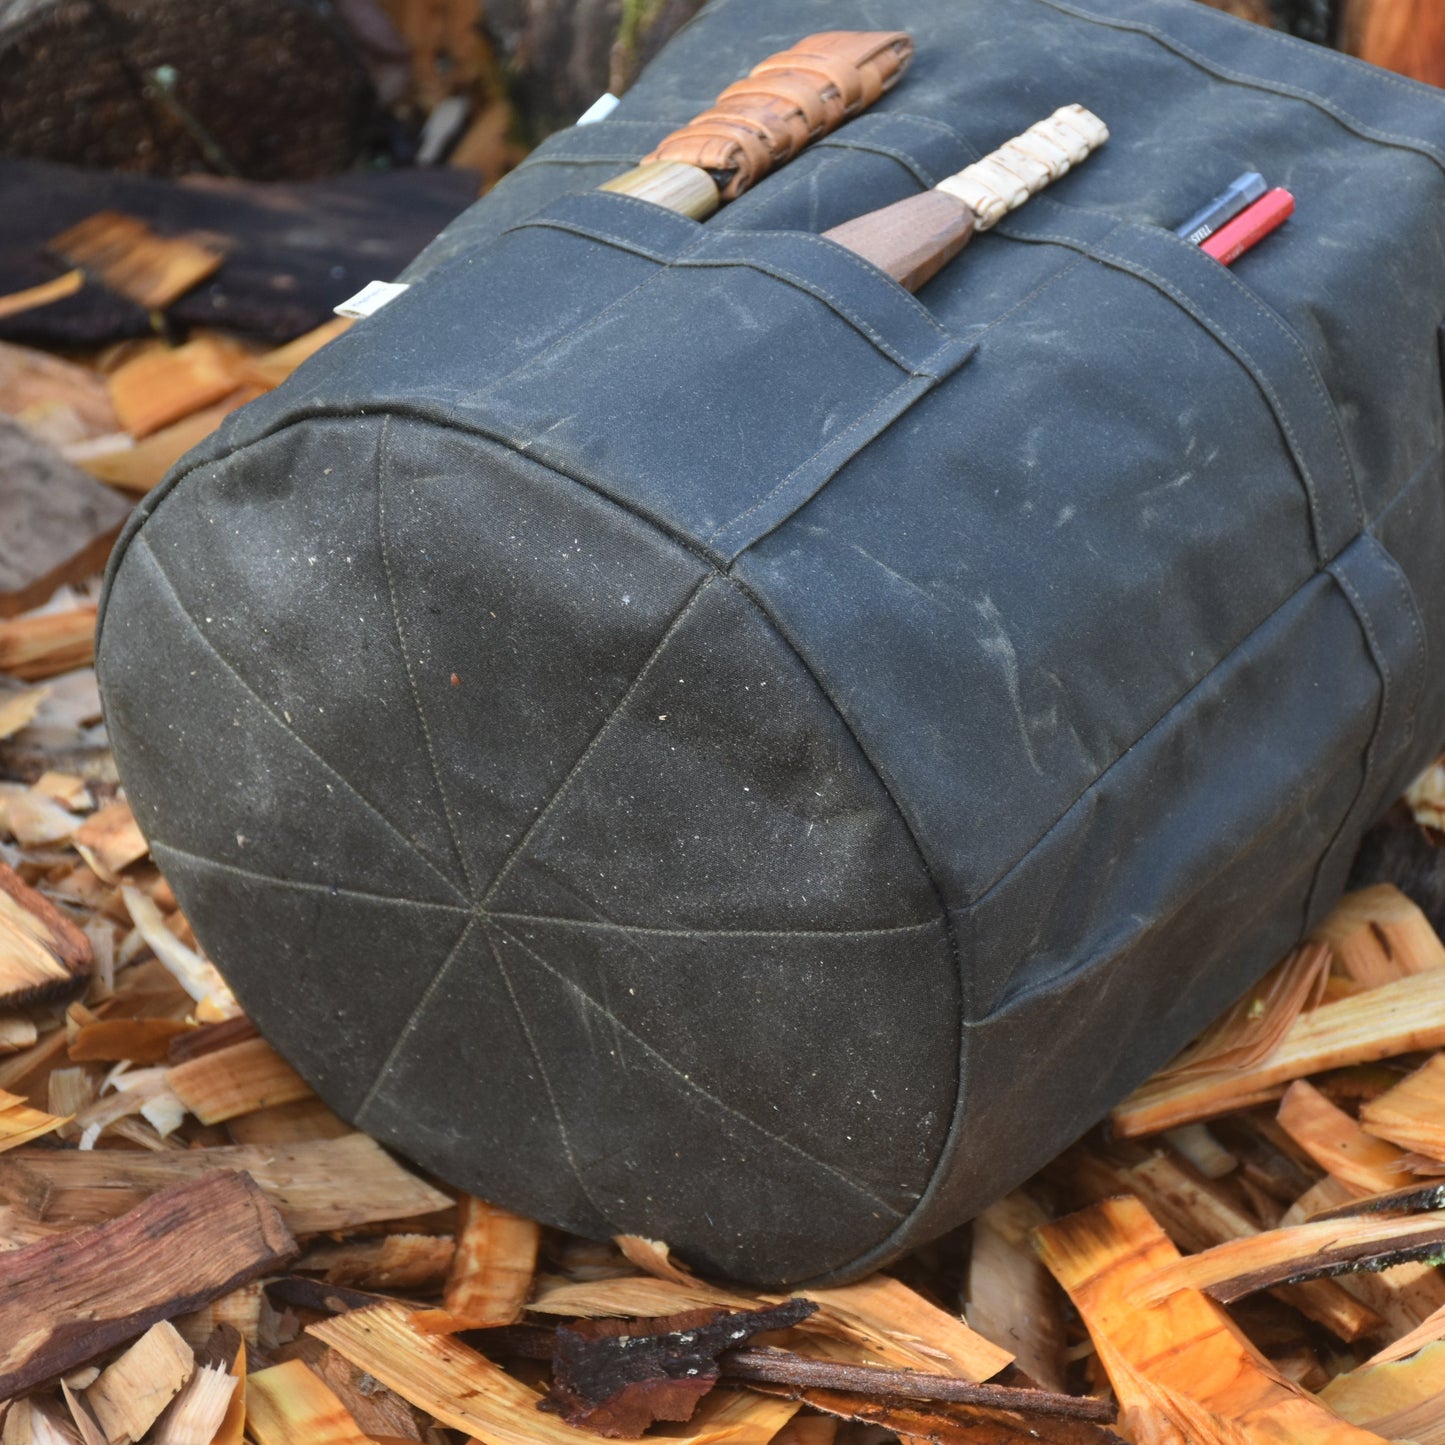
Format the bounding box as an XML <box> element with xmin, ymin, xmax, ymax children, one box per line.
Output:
<box><xmin>98</xmin><ymin>0</ymin><xmax>1445</xmax><ymax>1285</ymax></box>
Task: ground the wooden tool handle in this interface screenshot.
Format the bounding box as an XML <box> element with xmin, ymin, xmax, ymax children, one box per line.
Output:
<box><xmin>821</xmin><ymin>104</ymin><xmax>1108</xmax><ymax>292</ymax></box>
<box><xmin>641</xmin><ymin>31</ymin><xmax>912</xmax><ymax>202</ymax></box>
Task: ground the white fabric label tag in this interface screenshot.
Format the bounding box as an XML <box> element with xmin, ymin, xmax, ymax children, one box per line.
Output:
<box><xmin>577</xmin><ymin>92</ymin><xmax>620</xmax><ymax>126</ymax></box>
<box><xmin>334</xmin><ymin>280</ymin><xmax>411</xmax><ymax>319</ymax></box>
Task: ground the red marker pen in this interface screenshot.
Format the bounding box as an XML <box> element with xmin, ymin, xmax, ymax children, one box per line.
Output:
<box><xmin>1200</xmin><ymin>187</ymin><xmax>1294</xmax><ymax>265</ymax></box>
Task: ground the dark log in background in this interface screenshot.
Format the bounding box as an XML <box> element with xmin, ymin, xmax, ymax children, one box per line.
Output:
<box><xmin>0</xmin><ymin>0</ymin><xmax>377</xmax><ymax>178</ymax></box>
<box><xmin>3</xmin><ymin>1</ymin><xmax>1440</xmax><ymax>186</ymax></box>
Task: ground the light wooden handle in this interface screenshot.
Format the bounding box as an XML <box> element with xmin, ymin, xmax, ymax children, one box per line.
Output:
<box><xmin>936</xmin><ymin>104</ymin><xmax>1109</xmax><ymax>231</ymax></box>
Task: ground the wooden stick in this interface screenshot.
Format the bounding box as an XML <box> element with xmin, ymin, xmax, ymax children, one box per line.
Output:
<box><xmin>720</xmin><ymin>1351</ymin><xmax>1116</xmax><ymax>1423</ymax></box>
<box><xmin>0</xmin><ymin>1170</ymin><xmax>296</xmax><ymax>1397</ymax></box>
<box><xmin>822</xmin><ymin>105</ymin><xmax>1108</xmax><ymax>291</ymax></box>
<box><xmin>0</xmin><ymin>269</ymin><xmax>84</xmax><ymax>322</ymax></box>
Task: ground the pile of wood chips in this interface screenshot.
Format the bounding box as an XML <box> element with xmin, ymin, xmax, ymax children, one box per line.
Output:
<box><xmin>5</xmin><ymin>660</ymin><xmax>1445</xmax><ymax>1445</ymax></box>
<box><xmin>10</xmin><ymin>204</ymin><xmax>1445</xmax><ymax>1445</ymax></box>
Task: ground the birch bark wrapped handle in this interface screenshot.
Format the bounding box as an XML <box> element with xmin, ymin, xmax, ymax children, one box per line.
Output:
<box><xmin>937</xmin><ymin>104</ymin><xmax>1109</xmax><ymax>230</ymax></box>
<box><xmin>822</xmin><ymin>104</ymin><xmax>1109</xmax><ymax>291</ymax></box>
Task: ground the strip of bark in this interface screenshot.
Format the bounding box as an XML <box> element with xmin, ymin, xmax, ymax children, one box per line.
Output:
<box><xmin>542</xmin><ymin>1301</ymin><xmax>817</xmax><ymax>1437</ymax></box>
<box><xmin>1138</xmin><ymin>1211</ymin><xmax>1445</xmax><ymax>1305</ymax></box>
<box><xmin>1307</xmin><ymin>1181</ymin><xmax>1445</xmax><ymax>1221</ymax></box>
<box><xmin>0</xmin><ymin>1169</ymin><xmax>296</xmax><ymax>1396</ymax></box>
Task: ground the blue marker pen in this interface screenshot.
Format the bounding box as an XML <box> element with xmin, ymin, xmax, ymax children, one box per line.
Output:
<box><xmin>1174</xmin><ymin>171</ymin><xmax>1268</xmax><ymax>245</ymax></box>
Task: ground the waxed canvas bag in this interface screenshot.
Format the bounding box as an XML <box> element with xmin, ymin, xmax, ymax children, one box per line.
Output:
<box><xmin>97</xmin><ymin>0</ymin><xmax>1445</xmax><ymax>1285</ymax></box>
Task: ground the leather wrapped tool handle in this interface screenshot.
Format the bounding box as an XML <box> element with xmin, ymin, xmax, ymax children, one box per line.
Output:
<box><xmin>601</xmin><ymin>31</ymin><xmax>912</xmax><ymax>219</ymax></box>
<box><xmin>822</xmin><ymin>104</ymin><xmax>1108</xmax><ymax>292</ymax></box>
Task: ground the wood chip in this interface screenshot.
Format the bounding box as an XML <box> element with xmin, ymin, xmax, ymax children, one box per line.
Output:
<box><xmin>0</xmin><ymin>1015</ymin><xmax>38</xmax><ymax>1054</ymax></box>
<box><xmin>246</xmin><ymin>1358</ymin><xmax>374</xmax><ymax>1445</ymax></box>
<box><xmin>120</xmin><ymin>886</ymin><xmax>235</xmax><ymax>1017</ymax></box>
<box><xmin>69</xmin><ymin>1018</ymin><xmax>197</xmax><ymax>1064</ymax></box>
<box><xmin>411</xmin><ymin>1195</ymin><xmax>540</xmax><ymax>1332</ymax></box>
<box><xmin>74</xmin><ymin>801</ymin><xmax>149</xmax><ymax>879</ymax></box>
<box><xmin>34</xmin><ymin>771</ymin><xmax>93</xmax><ymax>809</ymax></box>
<box><xmin>0</xmin><ymin>685</ymin><xmax>48</xmax><ymax>739</ymax></box>
<box><xmin>529</xmin><ymin>1275</ymin><xmax>758</xmax><ymax>1320</ymax></box>
<box><xmin>1035</xmin><ymin>1196</ymin><xmax>1384</xmax><ymax>1444</ymax></box>
<box><xmin>0</xmin><ymin>1169</ymin><xmax>295</xmax><ymax>1397</ymax></box>
<box><xmin>149</xmin><ymin>1360</ymin><xmax>238</xmax><ymax>1445</ymax></box>
<box><xmin>0</xmin><ymin>1088</ymin><xmax>69</xmax><ymax>1153</ymax></box>
<box><xmin>1320</xmin><ymin>1338</ymin><xmax>1445</xmax><ymax>1442</ymax></box>
<box><xmin>0</xmin><ymin>604</ymin><xmax>98</xmax><ymax>681</ymax></box>
<box><xmin>0</xmin><ymin>418</ymin><xmax>130</xmax><ymax>620</ymax></box>
<box><xmin>0</xmin><ymin>856</ymin><xmax>92</xmax><ymax>1005</ymax></box>
<box><xmin>1314</xmin><ymin>883</ymin><xmax>1445</xmax><ymax>984</ymax></box>
<box><xmin>0</xmin><ymin>780</ymin><xmax>80</xmax><ymax>845</ymax></box>
<box><xmin>3</xmin><ymin>1393</ymin><xmax>91</xmax><ymax>1444</ymax></box>
<box><xmin>1359</xmin><ymin>1053</ymin><xmax>1445</xmax><ymax>1162</ymax></box>
<box><xmin>1</xmin><ymin>1132</ymin><xmax>451</xmax><ymax>1234</ymax></box>
<box><xmin>166</xmin><ymin>1036</ymin><xmax>314</xmax><ymax>1124</ymax></box>
<box><xmin>311</xmin><ymin>1300</ymin><xmax>802</xmax><ymax>1445</ymax></box>
<box><xmin>80</xmin><ymin>390</ymin><xmax>262</xmax><ymax>497</ymax></box>
<box><xmin>1118</xmin><ymin>1148</ymin><xmax>1382</xmax><ymax>1341</ymax></box>
<box><xmin>615</xmin><ymin>1234</ymin><xmax>706</xmax><ymax>1287</ymax></box>
<box><xmin>85</xmin><ymin>1321</ymin><xmax>194</xmax><ymax>1445</ymax></box>
<box><xmin>224</xmin><ymin>1095</ymin><xmax>351</xmax><ymax>1145</ymax></box>
<box><xmin>1365</xmin><ymin>1299</ymin><xmax>1445</xmax><ymax>1366</ymax></box>
<box><xmin>244</xmin><ymin>318</ymin><xmax>352</xmax><ymax>390</ymax></box>
<box><xmin>0</xmin><ymin>339</ymin><xmax>119</xmax><ymax>445</ymax></box>
<box><xmin>172</xmin><ymin>1286</ymin><xmax>265</xmax><ymax>1355</ymax></box>
<box><xmin>304</xmin><ymin>1343</ymin><xmax>421</xmax><ymax>1440</ymax></box>
<box><xmin>107</xmin><ymin>337</ymin><xmax>253</xmax><ymax>440</ymax></box>
<box><xmin>965</xmin><ymin>1191</ymin><xmax>1068</xmax><ymax>1389</ymax></box>
<box><xmin>785</xmin><ymin>1275</ymin><xmax>1013</xmax><ymax>1383</ymax></box>
<box><xmin>1114</xmin><ymin>967</ymin><xmax>1445</xmax><ymax>1137</ymax></box>
<box><xmin>296</xmin><ymin>1232</ymin><xmax>455</xmax><ymax>1292</ymax></box>
<box><xmin>1278</xmin><ymin>1079</ymin><xmax>1418</xmax><ymax>1193</ymax></box>
<box><xmin>1161</xmin><ymin>940</ymin><xmax>1332</xmax><ymax>1080</ymax></box>
<box><xmin>47</xmin><ymin>214</ymin><xmax>224</xmax><ymax>311</ymax></box>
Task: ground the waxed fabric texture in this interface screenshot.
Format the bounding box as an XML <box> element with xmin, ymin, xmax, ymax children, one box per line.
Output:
<box><xmin>98</xmin><ymin>0</ymin><xmax>1445</xmax><ymax>1285</ymax></box>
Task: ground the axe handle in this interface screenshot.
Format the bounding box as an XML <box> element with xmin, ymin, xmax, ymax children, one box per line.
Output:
<box><xmin>601</xmin><ymin>31</ymin><xmax>912</xmax><ymax>220</ymax></box>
